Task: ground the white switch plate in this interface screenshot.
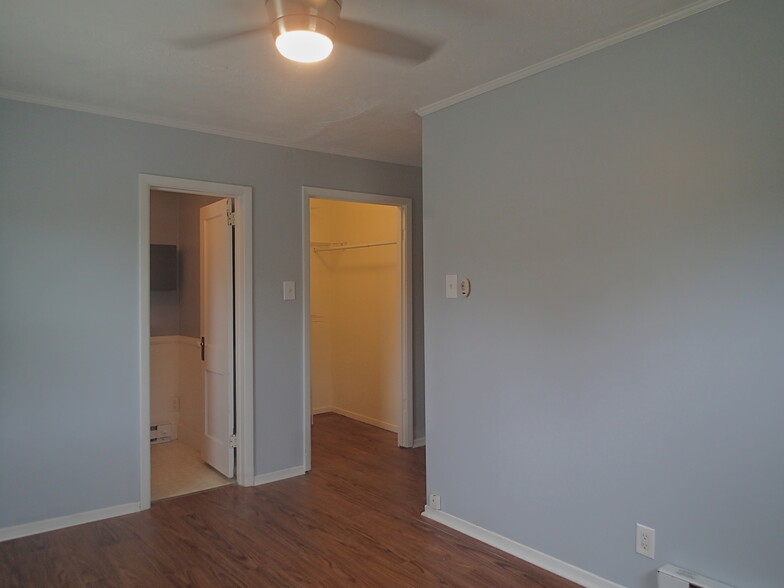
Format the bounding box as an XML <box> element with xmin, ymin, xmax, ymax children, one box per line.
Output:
<box><xmin>446</xmin><ymin>275</ymin><xmax>457</xmax><ymax>298</ymax></box>
<box><xmin>283</xmin><ymin>281</ymin><xmax>296</xmax><ymax>301</ymax></box>
<box><xmin>636</xmin><ymin>523</ymin><xmax>655</xmax><ymax>558</ymax></box>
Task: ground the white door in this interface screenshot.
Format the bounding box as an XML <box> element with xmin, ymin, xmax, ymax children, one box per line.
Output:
<box><xmin>200</xmin><ymin>198</ymin><xmax>235</xmax><ymax>478</ymax></box>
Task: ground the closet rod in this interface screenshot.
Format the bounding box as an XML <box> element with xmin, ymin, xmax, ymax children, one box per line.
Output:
<box><xmin>310</xmin><ymin>241</ymin><xmax>346</xmax><ymax>248</ymax></box>
<box><xmin>314</xmin><ymin>240</ymin><xmax>397</xmax><ymax>252</ymax></box>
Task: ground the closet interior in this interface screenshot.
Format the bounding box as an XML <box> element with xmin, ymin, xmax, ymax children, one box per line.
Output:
<box><xmin>309</xmin><ymin>198</ymin><xmax>403</xmax><ymax>437</ymax></box>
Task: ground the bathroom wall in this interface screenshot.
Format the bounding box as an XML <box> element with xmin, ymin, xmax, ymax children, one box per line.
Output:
<box><xmin>150</xmin><ymin>190</ymin><xmax>221</xmax><ymax>337</ymax></box>
<box><xmin>149</xmin><ymin>191</ymin><xmax>180</xmax><ymax>336</ymax></box>
<box><xmin>310</xmin><ymin>199</ymin><xmax>402</xmax><ymax>432</ymax></box>
<box><xmin>149</xmin><ymin>190</ymin><xmax>220</xmax><ymax>448</ymax></box>
<box><xmin>149</xmin><ymin>191</ymin><xmax>181</xmax><ymax>429</ymax></box>
<box><xmin>149</xmin><ymin>336</ymin><xmax>180</xmax><ymax>429</ymax></box>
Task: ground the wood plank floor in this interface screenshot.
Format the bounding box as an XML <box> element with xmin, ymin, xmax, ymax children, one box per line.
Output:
<box><xmin>0</xmin><ymin>414</ymin><xmax>579</xmax><ymax>587</ymax></box>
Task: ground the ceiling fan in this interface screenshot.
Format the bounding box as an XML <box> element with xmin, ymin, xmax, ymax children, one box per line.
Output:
<box><xmin>179</xmin><ymin>0</ymin><xmax>439</xmax><ymax>65</ymax></box>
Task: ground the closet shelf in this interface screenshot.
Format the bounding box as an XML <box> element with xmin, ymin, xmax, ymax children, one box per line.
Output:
<box><xmin>314</xmin><ymin>241</ymin><xmax>398</xmax><ymax>252</ymax></box>
<box><xmin>310</xmin><ymin>241</ymin><xmax>346</xmax><ymax>248</ymax></box>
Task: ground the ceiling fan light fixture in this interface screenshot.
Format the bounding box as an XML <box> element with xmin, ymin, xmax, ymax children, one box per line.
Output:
<box><xmin>276</xmin><ymin>30</ymin><xmax>333</xmax><ymax>63</ymax></box>
<box><xmin>267</xmin><ymin>0</ymin><xmax>341</xmax><ymax>63</ymax></box>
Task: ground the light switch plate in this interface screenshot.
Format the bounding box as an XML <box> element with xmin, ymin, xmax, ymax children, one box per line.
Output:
<box><xmin>446</xmin><ymin>275</ymin><xmax>457</xmax><ymax>298</ymax></box>
<box><xmin>283</xmin><ymin>281</ymin><xmax>296</xmax><ymax>301</ymax></box>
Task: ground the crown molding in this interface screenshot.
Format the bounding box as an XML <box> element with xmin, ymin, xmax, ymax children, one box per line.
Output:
<box><xmin>416</xmin><ymin>0</ymin><xmax>730</xmax><ymax>117</ymax></box>
<box><xmin>0</xmin><ymin>90</ymin><xmax>416</xmax><ymax>167</ymax></box>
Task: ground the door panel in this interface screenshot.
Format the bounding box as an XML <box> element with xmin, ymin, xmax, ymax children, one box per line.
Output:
<box><xmin>200</xmin><ymin>199</ymin><xmax>235</xmax><ymax>478</ymax></box>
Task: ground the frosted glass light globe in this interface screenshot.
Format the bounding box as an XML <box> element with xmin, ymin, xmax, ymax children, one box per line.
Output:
<box><xmin>275</xmin><ymin>31</ymin><xmax>333</xmax><ymax>63</ymax></box>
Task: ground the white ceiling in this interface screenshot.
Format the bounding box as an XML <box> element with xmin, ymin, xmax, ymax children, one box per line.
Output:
<box><xmin>0</xmin><ymin>0</ymin><xmax>718</xmax><ymax>166</ymax></box>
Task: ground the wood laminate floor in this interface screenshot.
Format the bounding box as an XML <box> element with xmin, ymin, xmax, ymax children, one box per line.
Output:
<box><xmin>0</xmin><ymin>413</ymin><xmax>579</xmax><ymax>587</ymax></box>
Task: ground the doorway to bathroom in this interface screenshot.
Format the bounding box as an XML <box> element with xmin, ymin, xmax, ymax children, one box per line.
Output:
<box><xmin>149</xmin><ymin>191</ymin><xmax>234</xmax><ymax>500</ymax></box>
<box><xmin>139</xmin><ymin>175</ymin><xmax>254</xmax><ymax>510</ymax></box>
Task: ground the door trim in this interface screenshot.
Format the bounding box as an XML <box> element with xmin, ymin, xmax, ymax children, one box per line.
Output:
<box><xmin>138</xmin><ymin>174</ymin><xmax>254</xmax><ymax>509</ymax></box>
<box><xmin>302</xmin><ymin>186</ymin><xmax>414</xmax><ymax>471</ymax></box>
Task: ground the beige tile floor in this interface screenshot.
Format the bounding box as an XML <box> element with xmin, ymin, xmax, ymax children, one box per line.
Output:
<box><xmin>151</xmin><ymin>439</ymin><xmax>233</xmax><ymax>501</ymax></box>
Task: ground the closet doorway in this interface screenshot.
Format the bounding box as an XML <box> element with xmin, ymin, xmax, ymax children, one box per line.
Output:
<box><xmin>139</xmin><ymin>175</ymin><xmax>254</xmax><ymax>510</ymax></box>
<box><xmin>302</xmin><ymin>187</ymin><xmax>413</xmax><ymax>471</ymax></box>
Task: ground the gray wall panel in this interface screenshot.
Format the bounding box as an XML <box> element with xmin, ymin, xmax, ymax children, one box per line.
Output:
<box><xmin>0</xmin><ymin>101</ymin><xmax>422</xmax><ymax>527</ymax></box>
<box><xmin>422</xmin><ymin>1</ymin><xmax>784</xmax><ymax>586</ymax></box>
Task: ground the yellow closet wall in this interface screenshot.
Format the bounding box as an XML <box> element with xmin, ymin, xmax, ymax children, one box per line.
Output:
<box><xmin>310</xmin><ymin>198</ymin><xmax>401</xmax><ymax>432</ymax></box>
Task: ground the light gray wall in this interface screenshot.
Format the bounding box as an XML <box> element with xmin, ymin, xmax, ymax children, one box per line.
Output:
<box><xmin>0</xmin><ymin>99</ymin><xmax>422</xmax><ymax>529</ymax></box>
<box><xmin>422</xmin><ymin>1</ymin><xmax>784</xmax><ymax>587</ymax></box>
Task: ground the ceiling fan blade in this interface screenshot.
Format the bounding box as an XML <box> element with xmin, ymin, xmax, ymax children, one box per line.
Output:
<box><xmin>337</xmin><ymin>19</ymin><xmax>440</xmax><ymax>64</ymax></box>
<box><xmin>171</xmin><ymin>25</ymin><xmax>270</xmax><ymax>50</ymax></box>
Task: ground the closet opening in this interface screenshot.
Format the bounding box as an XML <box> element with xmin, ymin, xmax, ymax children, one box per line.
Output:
<box><xmin>303</xmin><ymin>187</ymin><xmax>414</xmax><ymax>471</ymax></box>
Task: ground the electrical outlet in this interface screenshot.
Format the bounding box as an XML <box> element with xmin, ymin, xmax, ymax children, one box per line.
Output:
<box><xmin>429</xmin><ymin>493</ymin><xmax>441</xmax><ymax>510</ymax></box>
<box><xmin>172</xmin><ymin>397</ymin><xmax>179</xmax><ymax>410</ymax></box>
<box><xmin>636</xmin><ymin>523</ymin><xmax>655</xmax><ymax>558</ymax></box>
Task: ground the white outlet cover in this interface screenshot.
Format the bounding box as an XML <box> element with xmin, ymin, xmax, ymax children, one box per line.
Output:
<box><xmin>636</xmin><ymin>523</ymin><xmax>655</xmax><ymax>558</ymax></box>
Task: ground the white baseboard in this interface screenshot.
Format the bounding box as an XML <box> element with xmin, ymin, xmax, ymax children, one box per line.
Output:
<box><xmin>421</xmin><ymin>506</ymin><xmax>623</xmax><ymax>588</ymax></box>
<box><xmin>253</xmin><ymin>466</ymin><xmax>306</xmax><ymax>486</ymax></box>
<box><xmin>0</xmin><ymin>502</ymin><xmax>141</xmax><ymax>543</ymax></box>
<box><xmin>327</xmin><ymin>407</ymin><xmax>398</xmax><ymax>433</ymax></box>
<box><xmin>413</xmin><ymin>436</ymin><xmax>426</xmax><ymax>448</ymax></box>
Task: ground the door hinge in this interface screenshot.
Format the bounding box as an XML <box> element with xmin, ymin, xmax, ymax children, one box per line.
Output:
<box><xmin>227</xmin><ymin>211</ymin><xmax>236</xmax><ymax>226</ymax></box>
<box><xmin>230</xmin><ymin>434</ymin><xmax>238</xmax><ymax>448</ymax></box>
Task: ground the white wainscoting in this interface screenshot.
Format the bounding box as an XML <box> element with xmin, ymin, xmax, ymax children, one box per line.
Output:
<box><xmin>150</xmin><ymin>336</ymin><xmax>181</xmax><ymax>431</ymax></box>
<box><xmin>150</xmin><ymin>336</ymin><xmax>204</xmax><ymax>452</ymax></box>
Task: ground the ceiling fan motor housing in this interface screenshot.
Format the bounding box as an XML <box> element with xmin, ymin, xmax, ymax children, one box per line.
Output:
<box><xmin>266</xmin><ymin>0</ymin><xmax>342</xmax><ymax>40</ymax></box>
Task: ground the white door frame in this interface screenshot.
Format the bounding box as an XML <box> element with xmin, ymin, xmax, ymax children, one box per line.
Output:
<box><xmin>302</xmin><ymin>186</ymin><xmax>414</xmax><ymax>471</ymax></box>
<box><xmin>138</xmin><ymin>174</ymin><xmax>254</xmax><ymax>509</ymax></box>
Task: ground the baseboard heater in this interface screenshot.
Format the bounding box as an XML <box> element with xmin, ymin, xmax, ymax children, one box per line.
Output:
<box><xmin>658</xmin><ymin>565</ymin><xmax>735</xmax><ymax>588</ymax></box>
<box><xmin>150</xmin><ymin>423</ymin><xmax>176</xmax><ymax>444</ymax></box>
